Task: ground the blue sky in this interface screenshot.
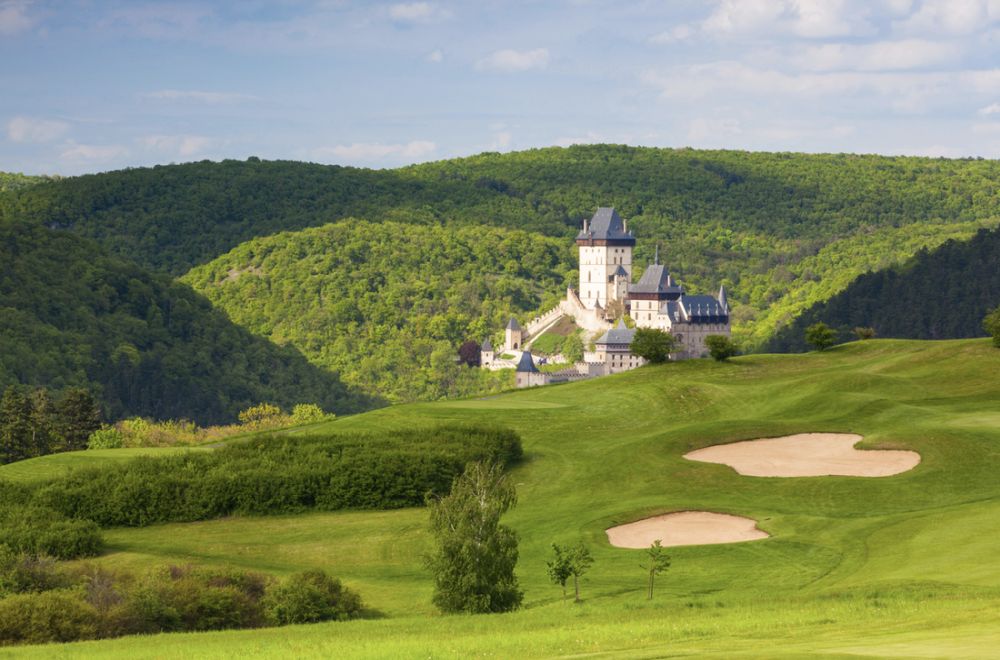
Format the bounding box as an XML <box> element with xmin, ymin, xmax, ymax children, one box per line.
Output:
<box><xmin>3</xmin><ymin>0</ymin><xmax>1000</xmax><ymax>175</ymax></box>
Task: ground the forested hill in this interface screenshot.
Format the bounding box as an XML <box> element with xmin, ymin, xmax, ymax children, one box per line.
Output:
<box><xmin>182</xmin><ymin>220</ymin><xmax>568</xmax><ymax>403</ymax></box>
<box><xmin>4</xmin><ymin>148</ymin><xmax>1000</xmax><ymax>277</ymax></box>
<box><xmin>0</xmin><ymin>172</ymin><xmax>52</xmax><ymax>193</ymax></box>
<box><xmin>0</xmin><ymin>221</ymin><xmax>372</xmax><ymax>423</ymax></box>
<box><xmin>3</xmin><ymin>147</ymin><xmax>999</xmax><ymax>349</ymax></box>
<box><xmin>765</xmin><ymin>226</ymin><xmax>1000</xmax><ymax>352</ymax></box>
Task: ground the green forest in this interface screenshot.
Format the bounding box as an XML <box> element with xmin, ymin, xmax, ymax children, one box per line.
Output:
<box><xmin>766</xmin><ymin>227</ymin><xmax>1000</xmax><ymax>352</ymax></box>
<box><xmin>181</xmin><ymin>220</ymin><xmax>555</xmax><ymax>402</ymax></box>
<box><xmin>3</xmin><ymin>145</ymin><xmax>1000</xmax><ymax>417</ymax></box>
<box><xmin>0</xmin><ymin>221</ymin><xmax>370</xmax><ymax>424</ymax></box>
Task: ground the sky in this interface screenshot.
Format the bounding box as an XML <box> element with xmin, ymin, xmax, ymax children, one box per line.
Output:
<box><xmin>3</xmin><ymin>0</ymin><xmax>1000</xmax><ymax>175</ymax></box>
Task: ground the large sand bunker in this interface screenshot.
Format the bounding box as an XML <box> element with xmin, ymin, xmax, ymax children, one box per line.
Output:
<box><xmin>606</xmin><ymin>511</ymin><xmax>769</xmax><ymax>549</ymax></box>
<box><xmin>684</xmin><ymin>433</ymin><xmax>920</xmax><ymax>477</ymax></box>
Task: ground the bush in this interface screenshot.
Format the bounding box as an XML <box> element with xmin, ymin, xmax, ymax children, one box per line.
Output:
<box><xmin>264</xmin><ymin>570</ymin><xmax>363</xmax><ymax>625</ymax></box>
<box><xmin>31</xmin><ymin>425</ymin><xmax>522</xmax><ymax>527</ymax></box>
<box><xmin>704</xmin><ymin>335</ymin><xmax>738</xmax><ymax>361</ymax></box>
<box><xmin>0</xmin><ymin>506</ymin><xmax>103</xmax><ymax>559</ymax></box>
<box><xmin>238</xmin><ymin>403</ymin><xmax>285</xmax><ymax>429</ymax></box>
<box><xmin>0</xmin><ymin>549</ymin><xmax>66</xmax><ymax>596</ymax></box>
<box><xmin>291</xmin><ymin>403</ymin><xmax>330</xmax><ymax>425</ymax></box>
<box><xmin>0</xmin><ymin>590</ymin><xmax>99</xmax><ymax>645</ymax></box>
<box><xmin>87</xmin><ymin>426</ymin><xmax>124</xmax><ymax>449</ymax></box>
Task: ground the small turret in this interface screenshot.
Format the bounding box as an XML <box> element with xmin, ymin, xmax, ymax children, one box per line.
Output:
<box><xmin>505</xmin><ymin>318</ymin><xmax>523</xmax><ymax>351</ymax></box>
<box><xmin>718</xmin><ymin>284</ymin><xmax>728</xmax><ymax>311</ymax></box>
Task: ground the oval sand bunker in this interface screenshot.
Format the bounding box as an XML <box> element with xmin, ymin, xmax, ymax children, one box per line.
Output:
<box><xmin>684</xmin><ymin>433</ymin><xmax>920</xmax><ymax>477</ymax></box>
<box><xmin>606</xmin><ymin>511</ymin><xmax>769</xmax><ymax>549</ymax></box>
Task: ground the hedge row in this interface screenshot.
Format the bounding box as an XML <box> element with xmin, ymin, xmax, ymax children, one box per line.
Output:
<box><xmin>0</xmin><ymin>558</ymin><xmax>362</xmax><ymax>646</ymax></box>
<box><xmin>33</xmin><ymin>425</ymin><xmax>523</xmax><ymax>527</ymax></box>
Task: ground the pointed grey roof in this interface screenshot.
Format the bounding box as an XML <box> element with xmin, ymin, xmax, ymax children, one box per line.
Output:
<box><xmin>611</xmin><ymin>264</ymin><xmax>628</xmax><ymax>278</ymax></box>
<box><xmin>596</xmin><ymin>319</ymin><xmax>636</xmax><ymax>345</ymax></box>
<box><xmin>506</xmin><ymin>317</ymin><xmax>521</xmax><ymax>331</ymax></box>
<box><xmin>515</xmin><ymin>351</ymin><xmax>539</xmax><ymax>373</ymax></box>
<box><xmin>718</xmin><ymin>285</ymin><xmax>728</xmax><ymax>311</ymax></box>
<box><xmin>481</xmin><ymin>337</ymin><xmax>493</xmax><ymax>351</ymax></box>
<box><xmin>676</xmin><ymin>295</ymin><xmax>729</xmax><ymax>324</ymax></box>
<box><xmin>576</xmin><ymin>207</ymin><xmax>636</xmax><ymax>243</ymax></box>
<box><xmin>629</xmin><ymin>264</ymin><xmax>683</xmax><ymax>296</ymax></box>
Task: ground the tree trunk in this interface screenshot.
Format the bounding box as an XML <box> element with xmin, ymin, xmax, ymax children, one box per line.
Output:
<box><xmin>574</xmin><ymin>574</ymin><xmax>580</xmax><ymax>602</ymax></box>
<box><xmin>647</xmin><ymin>570</ymin><xmax>654</xmax><ymax>600</ymax></box>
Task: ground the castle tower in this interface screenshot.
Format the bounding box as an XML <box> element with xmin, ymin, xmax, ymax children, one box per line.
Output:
<box><xmin>504</xmin><ymin>318</ymin><xmax>523</xmax><ymax>351</ymax></box>
<box><xmin>576</xmin><ymin>208</ymin><xmax>635</xmax><ymax>310</ymax></box>
<box><xmin>480</xmin><ymin>337</ymin><xmax>494</xmax><ymax>366</ymax></box>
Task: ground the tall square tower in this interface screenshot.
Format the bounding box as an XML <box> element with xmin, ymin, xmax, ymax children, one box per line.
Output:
<box><xmin>576</xmin><ymin>208</ymin><xmax>636</xmax><ymax>309</ymax></box>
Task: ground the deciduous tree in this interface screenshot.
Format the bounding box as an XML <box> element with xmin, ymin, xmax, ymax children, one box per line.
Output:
<box><xmin>426</xmin><ymin>461</ymin><xmax>522</xmax><ymax>614</ymax></box>
<box><xmin>630</xmin><ymin>328</ymin><xmax>678</xmax><ymax>364</ymax></box>
<box><xmin>983</xmin><ymin>306</ymin><xmax>1000</xmax><ymax>348</ymax></box>
<box><xmin>547</xmin><ymin>542</ymin><xmax>593</xmax><ymax>602</ymax></box>
<box><xmin>805</xmin><ymin>322</ymin><xmax>837</xmax><ymax>351</ymax></box>
<box><xmin>643</xmin><ymin>540</ymin><xmax>671</xmax><ymax>600</ymax></box>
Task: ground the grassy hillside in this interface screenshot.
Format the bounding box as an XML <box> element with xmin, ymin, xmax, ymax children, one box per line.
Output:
<box><xmin>181</xmin><ymin>220</ymin><xmax>562</xmax><ymax>402</ymax></box>
<box><xmin>767</xmin><ymin>226</ymin><xmax>1000</xmax><ymax>351</ymax></box>
<box><xmin>0</xmin><ymin>220</ymin><xmax>371</xmax><ymax>423</ymax></box>
<box><xmin>6</xmin><ymin>338</ymin><xmax>1000</xmax><ymax>656</ymax></box>
<box><xmin>4</xmin><ymin>147</ymin><xmax>1000</xmax><ymax>348</ymax></box>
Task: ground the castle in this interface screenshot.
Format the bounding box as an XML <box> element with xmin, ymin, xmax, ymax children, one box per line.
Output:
<box><xmin>482</xmin><ymin>207</ymin><xmax>731</xmax><ymax>386</ymax></box>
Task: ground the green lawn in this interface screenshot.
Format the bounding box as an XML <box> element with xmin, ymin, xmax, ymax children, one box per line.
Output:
<box><xmin>4</xmin><ymin>338</ymin><xmax>1000</xmax><ymax>657</ymax></box>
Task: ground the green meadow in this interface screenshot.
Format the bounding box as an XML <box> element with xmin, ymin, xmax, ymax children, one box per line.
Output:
<box><xmin>3</xmin><ymin>338</ymin><xmax>1000</xmax><ymax>657</ymax></box>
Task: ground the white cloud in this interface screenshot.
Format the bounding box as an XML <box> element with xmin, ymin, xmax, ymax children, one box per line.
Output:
<box><xmin>687</xmin><ymin>118</ymin><xmax>742</xmax><ymax>143</ymax></box>
<box><xmin>0</xmin><ymin>0</ymin><xmax>36</xmax><ymax>35</ymax></box>
<box><xmin>426</xmin><ymin>49</ymin><xmax>443</xmax><ymax>63</ymax></box>
<box><xmin>476</xmin><ymin>48</ymin><xmax>549</xmax><ymax>73</ymax></box>
<box><xmin>894</xmin><ymin>0</ymin><xmax>1000</xmax><ymax>35</ymax></box>
<box><xmin>7</xmin><ymin>116</ymin><xmax>69</xmax><ymax>143</ymax></box>
<box><xmin>388</xmin><ymin>2</ymin><xmax>449</xmax><ymax>23</ymax></box>
<box><xmin>702</xmin><ymin>0</ymin><xmax>873</xmax><ymax>38</ymax></box>
<box><xmin>649</xmin><ymin>24</ymin><xmax>694</xmax><ymax>44</ymax></box>
<box><xmin>979</xmin><ymin>102</ymin><xmax>1000</xmax><ymax>114</ymax></box>
<box><xmin>554</xmin><ymin>131</ymin><xmax>607</xmax><ymax>147</ymax></box>
<box><xmin>140</xmin><ymin>134</ymin><xmax>217</xmax><ymax>157</ymax></box>
<box><xmin>642</xmin><ymin>62</ymin><xmax>1000</xmax><ymax>112</ymax></box>
<box><xmin>142</xmin><ymin>89</ymin><xmax>258</xmax><ymax>104</ymax></box>
<box><xmin>59</xmin><ymin>142</ymin><xmax>129</xmax><ymax>163</ymax></box>
<box><xmin>796</xmin><ymin>39</ymin><xmax>963</xmax><ymax>71</ymax></box>
<box><xmin>316</xmin><ymin>140</ymin><xmax>436</xmax><ymax>162</ymax></box>
<box><xmin>488</xmin><ymin>131</ymin><xmax>512</xmax><ymax>151</ymax></box>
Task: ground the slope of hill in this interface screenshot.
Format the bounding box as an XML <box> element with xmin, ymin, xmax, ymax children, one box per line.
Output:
<box><xmin>0</xmin><ymin>171</ymin><xmax>51</xmax><ymax>193</ymax></box>
<box><xmin>766</xmin><ymin>226</ymin><xmax>1000</xmax><ymax>352</ymax></box>
<box><xmin>7</xmin><ymin>338</ymin><xmax>1000</xmax><ymax>656</ymax></box>
<box><xmin>4</xmin><ymin>147</ymin><xmax>1000</xmax><ymax>347</ymax></box>
<box><xmin>181</xmin><ymin>220</ymin><xmax>568</xmax><ymax>402</ymax></box>
<box><xmin>0</xmin><ymin>220</ymin><xmax>371</xmax><ymax>423</ymax></box>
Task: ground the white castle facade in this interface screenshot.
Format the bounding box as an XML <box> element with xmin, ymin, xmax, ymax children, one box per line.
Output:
<box><xmin>482</xmin><ymin>207</ymin><xmax>731</xmax><ymax>387</ymax></box>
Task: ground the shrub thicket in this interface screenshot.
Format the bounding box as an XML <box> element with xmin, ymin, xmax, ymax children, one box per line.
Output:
<box><xmin>263</xmin><ymin>570</ymin><xmax>363</xmax><ymax>624</ymax></box>
<box><xmin>0</xmin><ymin>485</ymin><xmax>103</xmax><ymax>560</ymax></box>
<box><xmin>0</xmin><ymin>563</ymin><xmax>362</xmax><ymax>646</ymax></box>
<box><xmin>34</xmin><ymin>425</ymin><xmax>522</xmax><ymax>527</ymax></box>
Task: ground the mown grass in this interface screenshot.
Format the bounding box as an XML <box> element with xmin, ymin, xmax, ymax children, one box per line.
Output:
<box><xmin>3</xmin><ymin>338</ymin><xmax>1000</xmax><ymax>657</ymax></box>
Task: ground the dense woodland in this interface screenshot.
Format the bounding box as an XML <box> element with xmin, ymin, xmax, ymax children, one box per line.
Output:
<box><xmin>767</xmin><ymin>227</ymin><xmax>1000</xmax><ymax>352</ymax></box>
<box><xmin>4</xmin><ymin>147</ymin><xmax>998</xmax><ymax>347</ymax></box>
<box><xmin>182</xmin><ymin>220</ymin><xmax>559</xmax><ymax>402</ymax></box>
<box><xmin>0</xmin><ymin>221</ymin><xmax>370</xmax><ymax>424</ymax></box>
<box><xmin>2</xmin><ymin>146</ymin><xmax>1000</xmax><ymax>416</ymax></box>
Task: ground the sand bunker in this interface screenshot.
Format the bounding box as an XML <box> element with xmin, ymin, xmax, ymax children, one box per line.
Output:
<box><xmin>606</xmin><ymin>511</ymin><xmax>769</xmax><ymax>549</ymax></box>
<box><xmin>684</xmin><ymin>433</ymin><xmax>920</xmax><ymax>477</ymax></box>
